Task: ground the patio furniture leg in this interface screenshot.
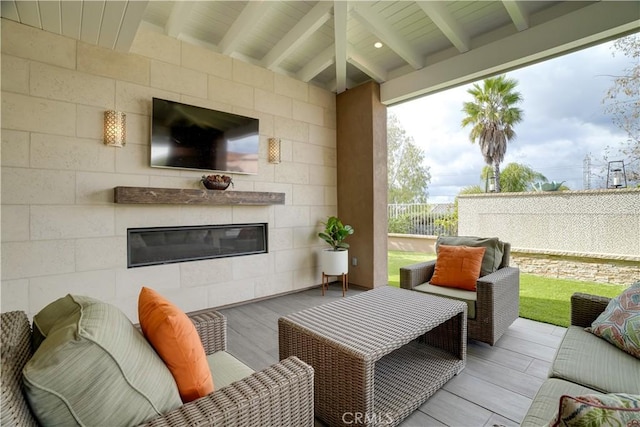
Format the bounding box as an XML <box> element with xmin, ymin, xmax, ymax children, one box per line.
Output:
<box><xmin>321</xmin><ymin>273</ymin><xmax>326</xmax><ymax>296</ymax></box>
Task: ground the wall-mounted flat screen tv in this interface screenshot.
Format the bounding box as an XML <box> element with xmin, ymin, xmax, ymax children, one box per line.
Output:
<box><xmin>150</xmin><ymin>98</ymin><xmax>259</xmax><ymax>174</ymax></box>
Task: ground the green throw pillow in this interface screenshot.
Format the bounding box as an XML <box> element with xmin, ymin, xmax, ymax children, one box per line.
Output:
<box><xmin>436</xmin><ymin>236</ymin><xmax>504</xmax><ymax>277</ymax></box>
<box><xmin>23</xmin><ymin>295</ymin><xmax>182</xmax><ymax>426</ymax></box>
<box><xmin>549</xmin><ymin>393</ymin><xmax>640</xmax><ymax>426</ymax></box>
<box><xmin>587</xmin><ymin>282</ymin><xmax>640</xmax><ymax>359</ymax></box>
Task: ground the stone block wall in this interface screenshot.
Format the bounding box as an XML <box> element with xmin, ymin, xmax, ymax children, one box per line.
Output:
<box><xmin>1</xmin><ymin>19</ymin><xmax>337</xmax><ymax>321</ymax></box>
<box><xmin>511</xmin><ymin>252</ymin><xmax>639</xmax><ymax>285</ymax></box>
<box><xmin>458</xmin><ymin>188</ymin><xmax>640</xmax><ymax>285</ymax></box>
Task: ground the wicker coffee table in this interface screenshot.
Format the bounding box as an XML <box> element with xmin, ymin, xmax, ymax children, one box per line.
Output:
<box><xmin>278</xmin><ymin>286</ymin><xmax>467</xmax><ymax>427</ymax></box>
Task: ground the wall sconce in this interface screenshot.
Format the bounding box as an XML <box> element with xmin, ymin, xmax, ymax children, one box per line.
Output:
<box><xmin>104</xmin><ymin>110</ymin><xmax>126</xmax><ymax>147</ymax></box>
<box><xmin>268</xmin><ymin>137</ymin><xmax>281</xmax><ymax>164</ymax></box>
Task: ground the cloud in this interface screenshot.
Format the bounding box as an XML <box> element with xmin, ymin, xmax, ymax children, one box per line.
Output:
<box><xmin>389</xmin><ymin>39</ymin><xmax>629</xmax><ymax>202</ymax></box>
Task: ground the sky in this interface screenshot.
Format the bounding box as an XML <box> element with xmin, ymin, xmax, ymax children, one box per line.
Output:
<box><xmin>389</xmin><ymin>38</ymin><xmax>632</xmax><ymax>204</ymax></box>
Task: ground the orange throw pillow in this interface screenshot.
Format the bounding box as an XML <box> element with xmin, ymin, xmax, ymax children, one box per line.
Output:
<box><xmin>430</xmin><ymin>245</ymin><xmax>486</xmax><ymax>291</ymax></box>
<box><xmin>138</xmin><ymin>287</ymin><xmax>214</xmax><ymax>403</ymax></box>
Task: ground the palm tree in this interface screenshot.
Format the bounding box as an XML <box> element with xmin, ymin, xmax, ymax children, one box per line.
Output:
<box><xmin>461</xmin><ymin>75</ymin><xmax>524</xmax><ymax>192</ymax></box>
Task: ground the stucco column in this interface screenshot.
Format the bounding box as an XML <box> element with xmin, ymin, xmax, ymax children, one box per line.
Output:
<box><xmin>336</xmin><ymin>81</ymin><xmax>388</xmax><ymax>289</ymax></box>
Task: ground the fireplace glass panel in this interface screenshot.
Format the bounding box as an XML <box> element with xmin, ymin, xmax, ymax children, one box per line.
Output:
<box><xmin>128</xmin><ymin>223</ymin><xmax>267</xmax><ymax>268</ymax></box>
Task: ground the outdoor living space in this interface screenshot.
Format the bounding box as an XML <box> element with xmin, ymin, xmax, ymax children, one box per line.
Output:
<box><xmin>2</xmin><ymin>2</ymin><xmax>640</xmax><ymax>427</ymax></box>
<box><xmin>219</xmin><ymin>285</ymin><xmax>565</xmax><ymax>426</ymax></box>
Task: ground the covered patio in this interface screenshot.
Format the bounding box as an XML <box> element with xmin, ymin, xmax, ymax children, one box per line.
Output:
<box><xmin>2</xmin><ymin>2</ymin><xmax>639</xmax><ymax>426</ymax></box>
<box><xmin>219</xmin><ymin>286</ymin><xmax>564</xmax><ymax>426</ymax></box>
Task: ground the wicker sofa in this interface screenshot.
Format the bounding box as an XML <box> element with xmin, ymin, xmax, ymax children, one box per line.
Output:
<box><xmin>521</xmin><ymin>292</ymin><xmax>640</xmax><ymax>425</ymax></box>
<box><xmin>1</xmin><ymin>308</ymin><xmax>314</xmax><ymax>427</ymax></box>
<box><xmin>400</xmin><ymin>237</ymin><xmax>519</xmax><ymax>345</ymax></box>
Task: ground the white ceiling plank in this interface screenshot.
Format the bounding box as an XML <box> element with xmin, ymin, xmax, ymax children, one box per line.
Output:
<box><xmin>165</xmin><ymin>1</ymin><xmax>194</xmax><ymax>38</ymax></box>
<box><xmin>15</xmin><ymin>1</ymin><xmax>41</xmax><ymax>28</ymax></box>
<box><xmin>80</xmin><ymin>1</ymin><xmax>105</xmax><ymax>45</ymax></box>
<box><xmin>262</xmin><ymin>1</ymin><xmax>333</xmax><ymax>70</ymax></box>
<box><xmin>1</xmin><ymin>1</ymin><xmax>20</xmax><ymax>21</ymax></box>
<box><xmin>502</xmin><ymin>1</ymin><xmax>529</xmax><ymax>32</ymax></box>
<box><xmin>114</xmin><ymin>1</ymin><xmax>148</xmax><ymax>52</ymax></box>
<box><xmin>381</xmin><ymin>1</ymin><xmax>640</xmax><ymax>105</ymax></box>
<box><xmin>297</xmin><ymin>44</ymin><xmax>335</xmax><ymax>82</ymax></box>
<box><xmin>98</xmin><ymin>1</ymin><xmax>127</xmax><ymax>49</ymax></box>
<box><xmin>351</xmin><ymin>3</ymin><xmax>423</xmax><ymax>70</ymax></box>
<box><xmin>334</xmin><ymin>1</ymin><xmax>347</xmax><ymax>94</ymax></box>
<box><xmin>347</xmin><ymin>44</ymin><xmax>387</xmax><ymax>83</ymax></box>
<box><xmin>220</xmin><ymin>1</ymin><xmax>271</xmax><ymax>55</ymax></box>
<box><xmin>60</xmin><ymin>1</ymin><xmax>82</xmax><ymax>39</ymax></box>
<box><xmin>38</xmin><ymin>0</ymin><xmax>61</xmax><ymax>33</ymax></box>
<box><xmin>417</xmin><ymin>1</ymin><xmax>470</xmax><ymax>53</ymax></box>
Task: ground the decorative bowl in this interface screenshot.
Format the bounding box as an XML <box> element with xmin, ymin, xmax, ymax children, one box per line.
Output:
<box><xmin>201</xmin><ymin>175</ymin><xmax>233</xmax><ymax>190</ymax></box>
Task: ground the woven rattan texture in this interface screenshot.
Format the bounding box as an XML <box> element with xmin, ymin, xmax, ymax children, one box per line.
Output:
<box><xmin>571</xmin><ymin>293</ymin><xmax>611</xmax><ymax>328</ymax></box>
<box><xmin>144</xmin><ymin>356</ymin><xmax>314</xmax><ymax>427</ymax></box>
<box><xmin>1</xmin><ymin>308</ymin><xmax>314</xmax><ymax>427</ymax></box>
<box><xmin>400</xmin><ymin>242</ymin><xmax>519</xmax><ymax>346</ymax></box>
<box><xmin>1</xmin><ymin>311</ymin><xmax>38</xmax><ymax>427</ymax></box>
<box><xmin>279</xmin><ymin>286</ymin><xmax>466</xmax><ymax>427</ymax></box>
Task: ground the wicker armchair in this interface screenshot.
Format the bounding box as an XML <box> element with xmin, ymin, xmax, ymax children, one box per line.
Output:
<box><xmin>1</xmin><ymin>309</ymin><xmax>314</xmax><ymax>427</ymax></box>
<box><xmin>400</xmin><ymin>241</ymin><xmax>519</xmax><ymax>346</ymax></box>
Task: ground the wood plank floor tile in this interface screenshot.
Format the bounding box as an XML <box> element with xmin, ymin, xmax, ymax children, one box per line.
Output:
<box><xmin>442</xmin><ymin>373</ymin><xmax>532</xmax><ymax>423</ymax></box>
<box><xmin>417</xmin><ymin>389</ymin><xmax>492</xmax><ymax>426</ymax></box>
<box><xmin>402</xmin><ymin>409</ymin><xmax>447</xmax><ymax>427</ymax></box>
<box><xmin>494</xmin><ymin>335</ymin><xmax>558</xmax><ymax>362</ymax></box>
<box><xmin>465</xmin><ymin>355</ymin><xmax>545</xmax><ymax>398</ymax></box>
<box><xmin>467</xmin><ymin>340</ymin><xmax>534</xmax><ymax>372</ymax></box>
<box><xmin>216</xmin><ymin>286</ymin><xmax>561</xmax><ymax>427</ymax></box>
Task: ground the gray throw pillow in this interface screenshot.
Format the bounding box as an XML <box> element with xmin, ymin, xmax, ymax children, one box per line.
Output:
<box><xmin>23</xmin><ymin>295</ymin><xmax>181</xmax><ymax>426</ymax></box>
<box><xmin>436</xmin><ymin>236</ymin><xmax>504</xmax><ymax>277</ymax></box>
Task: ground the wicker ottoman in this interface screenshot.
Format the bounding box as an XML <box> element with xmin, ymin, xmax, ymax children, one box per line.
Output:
<box><xmin>279</xmin><ymin>286</ymin><xmax>467</xmax><ymax>427</ymax></box>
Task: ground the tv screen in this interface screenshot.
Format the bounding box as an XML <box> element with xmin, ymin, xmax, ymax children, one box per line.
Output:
<box><xmin>150</xmin><ymin>98</ymin><xmax>259</xmax><ymax>174</ymax></box>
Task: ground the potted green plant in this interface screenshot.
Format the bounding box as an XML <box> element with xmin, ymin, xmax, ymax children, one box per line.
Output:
<box><xmin>318</xmin><ymin>216</ymin><xmax>354</xmax><ymax>275</ymax></box>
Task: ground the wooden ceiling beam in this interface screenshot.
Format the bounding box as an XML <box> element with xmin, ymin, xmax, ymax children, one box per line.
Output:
<box><xmin>165</xmin><ymin>1</ymin><xmax>194</xmax><ymax>38</ymax></box>
<box><xmin>502</xmin><ymin>1</ymin><xmax>530</xmax><ymax>31</ymax></box>
<box><xmin>297</xmin><ymin>44</ymin><xmax>335</xmax><ymax>83</ymax></box>
<box><xmin>348</xmin><ymin>44</ymin><xmax>387</xmax><ymax>83</ymax></box>
<box><xmin>334</xmin><ymin>1</ymin><xmax>348</xmax><ymax>93</ymax></box>
<box><xmin>417</xmin><ymin>1</ymin><xmax>470</xmax><ymax>53</ymax></box>
<box><xmin>351</xmin><ymin>3</ymin><xmax>423</xmax><ymax>70</ymax></box>
<box><xmin>263</xmin><ymin>1</ymin><xmax>333</xmax><ymax>70</ymax></box>
<box><xmin>220</xmin><ymin>1</ymin><xmax>270</xmax><ymax>56</ymax></box>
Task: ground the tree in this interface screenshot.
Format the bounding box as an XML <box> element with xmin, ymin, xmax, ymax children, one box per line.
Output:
<box><xmin>434</xmin><ymin>185</ymin><xmax>483</xmax><ymax>236</ymax></box>
<box><xmin>481</xmin><ymin>163</ymin><xmax>548</xmax><ymax>192</ymax></box>
<box><xmin>602</xmin><ymin>34</ymin><xmax>640</xmax><ymax>184</ymax></box>
<box><xmin>388</xmin><ymin>113</ymin><xmax>431</xmax><ymax>203</ymax></box>
<box><xmin>461</xmin><ymin>75</ymin><xmax>524</xmax><ymax>192</ymax></box>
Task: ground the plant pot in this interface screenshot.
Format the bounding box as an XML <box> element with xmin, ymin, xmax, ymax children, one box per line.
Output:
<box><xmin>321</xmin><ymin>249</ymin><xmax>349</xmax><ymax>275</ymax></box>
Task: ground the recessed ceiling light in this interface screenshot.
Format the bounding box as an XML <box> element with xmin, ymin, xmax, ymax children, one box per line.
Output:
<box><xmin>374</xmin><ymin>42</ymin><xmax>383</xmax><ymax>49</ymax></box>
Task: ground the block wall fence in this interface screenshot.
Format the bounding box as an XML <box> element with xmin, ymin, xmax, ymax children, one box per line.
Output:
<box><xmin>458</xmin><ymin>189</ymin><xmax>640</xmax><ymax>285</ymax></box>
<box><xmin>1</xmin><ymin>19</ymin><xmax>338</xmax><ymax>321</ymax></box>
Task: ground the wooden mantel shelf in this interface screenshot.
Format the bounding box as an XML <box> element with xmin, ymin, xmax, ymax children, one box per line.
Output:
<box><xmin>114</xmin><ymin>187</ymin><xmax>285</xmax><ymax>205</ymax></box>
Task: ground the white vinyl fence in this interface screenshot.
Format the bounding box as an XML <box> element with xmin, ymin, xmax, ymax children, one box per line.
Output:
<box><xmin>387</xmin><ymin>204</ymin><xmax>457</xmax><ymax>236</ymax></box>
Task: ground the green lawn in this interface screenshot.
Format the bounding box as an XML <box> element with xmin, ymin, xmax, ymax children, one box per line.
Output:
<box><xmin>388</xmin><ymin>250</ymin><xmax>627</xmax><ymax>327</ymax></box>
<box><xmin>387</xmin><ymin>251</ymin><xmax>436</xmax><ymax>286</ymax></box>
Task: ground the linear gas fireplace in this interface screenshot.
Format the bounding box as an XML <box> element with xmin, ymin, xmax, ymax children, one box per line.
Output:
<box><xmin>127</xmin><ymin>223</ymin><xmax>267</xmax><ymax>268</ymax></box>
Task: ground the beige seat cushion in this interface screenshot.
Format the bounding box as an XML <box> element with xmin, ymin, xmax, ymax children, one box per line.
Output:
<box><xmin>414</xmin><ymin>283</ymin><xmax>476</xmax><ymax>319</ymax></box>
<box><xmin>207</xmin><ymin>351</ymin><xmax>255</xmax><ymax>389</ymax></box>
<box><xmin>550</xmin><ymin>326</ymin><xmax>640</xmax><ymax>394</ymax></box>
<box><xmin>521</xmin><ymin>378</ymin><xmax>600</xmax><ymax>427</ymax></box>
